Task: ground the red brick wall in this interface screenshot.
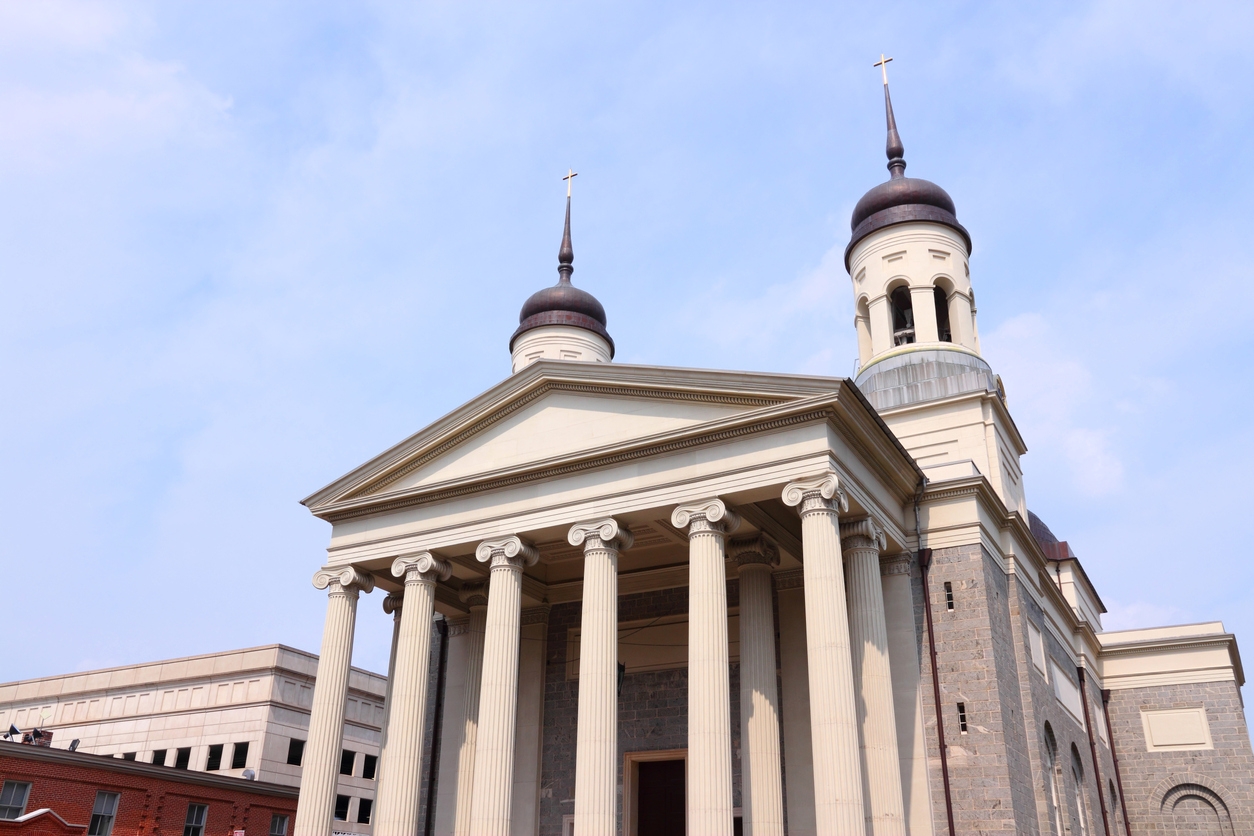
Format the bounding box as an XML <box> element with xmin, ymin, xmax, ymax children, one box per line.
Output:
<box><xmin>0</xmin><ymin>751</ymin><xmax>296</xmax><ymax>835</ymax></box>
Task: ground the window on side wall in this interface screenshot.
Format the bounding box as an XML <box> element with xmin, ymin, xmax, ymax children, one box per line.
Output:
<box><xmin>183</xmin><ymin>803</ymin><xmax>208</xmax><ymax>836</ymax></box>
<box><xmin>269</xmin><ymin>814</ymin><xmax>289</xmax><ymax>836</ymax></box>
<box><xmin>87</xmin><ymin>791</ymin><xmax>120</xmax><ymax>836</ymax></box>
<box><xmin>339</xmin><ymin>749</ymin><xmax>356</xmax><ymax>776</ymax></box>
<box><xmin>286</xmin><ymin>738</ymin><xmax>305</xmax><ymax>766</ymax></box>
<box><xmin>152</xmin><ymin>749</ymin><xmax>168</xmax><ymax>766</ymax></box>
<box><xmin>0</xmin><ymin>781</ymin><xmax>31</xmax><ymax>819</ymax></box>
<box><xmin>334</xmin><ymin>795</ymin><xmax>351</xmax><ymax>821</ymax></box>
<box><xmin>231</xmin><ymin>741</ymin><xmax>250</xmax><ymax>770</ymax></box>
<box><xmin>205</xmin><ymin>744</ymin><xmax>224</xmax><ymax>771</ymax></box>
<box><xmin>356</xmin><ymin>798</ymin><xmax>373</xmax><ymax>824</ymax></box>
<box><xmin>362</xmin><ymin>753</ymin><xmax>378</xmax><ymax>780</ymax></box>
<box><xmin>173</xmin><ymin>747</ymin><xmax>191</xmax><ymax>770</ymax></box>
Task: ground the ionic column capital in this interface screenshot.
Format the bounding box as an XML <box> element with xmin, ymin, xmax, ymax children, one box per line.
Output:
<box><xmin>730</xmin><ymin>534</ymin><xmax>779</xmax><ymax>571</ymax></box>
<box><xmin>459</xmin><ymin>580</ymin><xmax>489</xmax><ymax>609</ymax></box>
<box><xmin>880</xmin><ymin>553</ymin><xmax>913</xmax><ymax>576</ymax></box>
<box><xmin>839</xmin><ymin>517</ymin><xmax>887</xmax><ymax>552</ymax></box>
<box><xmin>568</xmin><ymin>518</ymin><xmax>634</xmax><ymax>553</ymax></box>
<box><xmin>383</xmin><ymin>592</ymin><xmax>404</xmax><ymax>615</ymax></box>
<box><xmin>392</xmin><ymin>552</ymin><xmax>453</xmax><ymax>585</ymax></box>
<box><xmin>475</xmin><ymin>536</ymin><xmax>539</xmax><ymax>571</ymax></box>
<box><xmin>312</xmin><ymin>565</ymin><xmax>375</xmax><ymax>596</ymax></box>
<box><xmin>782</xmin><ymin>471</ymin><xmax>848</xmax><ymax>517</ymax></box>
<box><xmin>671</xmin><ymin>497</ymin><xmax>741</xmax><ymax>536</ymax></box>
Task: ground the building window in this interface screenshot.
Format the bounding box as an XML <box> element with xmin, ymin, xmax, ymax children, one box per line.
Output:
<box><xmin>0</xmin><ymin>781</ymin><xmax>31</xmax><ymax>819</ymax></box>
<box><xmin>340</xmin><ymin>749</ymin><xmax>356</xmax><ymax>777</ymax></box>
<box><xmin>1071</xmin><ymin>746</ymin><xmax>1089</xmax><ymax>836</ymax></box>
<box><xmin>362</xmin><ymin>754</ymin><xmax>378</xmax><ymax>781</ymax></box>
<box><xmin>286</xmin><ymin>738</ymin><xmax>305</xmax><ymax>766</ymax></box>
<box><xmin>957</xmin><ymin>702</ymin><xmax>968</xmax><ymax>733</ymax></box>
<box><xmin>87</xmin><ymin>791</ymin><xmax>120</xmax><ymax>836</ymax></box>
<box><xmin>934</xmin><ymin>286</ymin><xmax>952</xmax><ymax>342</ymax></box>
<box><xmin>174</xmin><ymin>747</ymin><xmax>191</xmax><ymax>770</ymax></box>
<box><xmin>889</xmin><ymin>286</ymin><xmax>916</xmax><ymax>346</ymax></box>
<box><xmin>1044</xmin><ymin>723</ymin><xmax>1062</xmax><ymax>835</ymax></box>
<box><xmin>122</xmin><ymin>752</ymin><xmax>136</xmax><ymax>761</ymax></box>
<box><xmin>231</xmin><ymin>742</ymin><xmax>250</xmax><ymax>770</ymax></box>
<box><xmin>334</xmin><ymin>795</ymin><xmax>351</xmax><ymax>821</ymax></box>
<box><xmin>205</xmin><ymin>744</ymin><xmax>224</xmax><ymax>771</ymax></box>
<box><xmin>183</xmin><ymin>803</ymin><xmax>208</xmax><ymax>836</ymax></box>
<box><xmin>152</xmin><ymin>749</ymin><xmax>168</xmax><ymax>766</ymax></box>
<box><xmin>269</xmin><ymin>814</ymin><xmax>289</xmax><ymax>836</ymax></box>
<box><xmin>944</xmin><ymin>582</ymin><xmax>955</xmax><ymax>610</ymax></box>
<box><xmin>356</xmin><ymin>798</ymin><xmax>373</xmax><ymax>824</ymax></box>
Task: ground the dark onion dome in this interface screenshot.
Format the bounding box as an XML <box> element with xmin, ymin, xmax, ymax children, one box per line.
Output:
<box><xmin>845</xmin><ymin>81</ymin><xmax>970</xmax><ymax>269</ymax></box>
<box><xmin>510</xmin><ymin>195</ymin><xmax>615</xmax><ymax>356</ymax></box>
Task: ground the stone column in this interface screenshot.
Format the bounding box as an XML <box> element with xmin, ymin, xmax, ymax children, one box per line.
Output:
<box><xmin>376</xmin><ymin>592</ymin><xmax>404</xmax><ymax>790</ymax></box>
<box><xmin>568</xmin><ymin>519</ymin><xmax>633</xmax><ymax>836</ymax></box>
<box><xmin>469</xmin><ymin>536</ymin><xmax>539</xmax><ymax>836</ymax></box>
<box><xmin>375</xmin><ymin>553</ymin><xmax>453</xmax><ymax>833</ymax></box>
<box><xmin>841</xmin><ymin>519</ymin><xmax>906</xmax><ymax>836</ymax></box>
<box><xmin>730</xmin><ymin>535</ymin><xmax>785</xmax><ymax>836</ymax></box>
<box><xmin>671</xmin><ymin>498</ymin><xmax>740</xmax><ymax>835</ymax></box>
<box><xmin>295</xmin><ymin>566</ymin><xmax>374</xmax><ymax>836</ymax></box>
<box><xmin>451</xmin><ymin>583</ymin><xmax>489</xmax><ymax>836</ymax></box>
<box><xmin>782</xmin><ymin>472</ymin><xmax>865</xmax><ymax>835</ymax></box>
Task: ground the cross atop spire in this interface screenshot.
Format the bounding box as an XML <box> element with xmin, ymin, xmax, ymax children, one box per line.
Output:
<box><xmin>563</xmin><ymin>168</ymin><xmax>578</xmax><ymax>198</ymax></box>
<box><xmin>874</xmin><ymin>55</ymin><xmax>907</xmax><ymax>178</ymax></box>
<box><xmin>558</xmin><ymin>171</ymin><xmax>576</xmax><ymax>283</ymax></box>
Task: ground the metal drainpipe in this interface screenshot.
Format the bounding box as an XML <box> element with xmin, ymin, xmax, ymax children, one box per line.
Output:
<box><xmin>424</xmin><ymin>617</ymin><xmax>450</xmax><ymax>836</ymax></box>
<box><xmin>1101</xmin><ymin>689</ymin><xmax>1133</xmax><ymax>836</ymax></box>
<box><xmin>1077</xmin><ymin>665</ymin><xmax>1112</xmax><ymax>835</ymax></box>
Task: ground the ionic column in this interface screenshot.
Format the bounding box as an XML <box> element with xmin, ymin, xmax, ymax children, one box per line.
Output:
<box><xmin>671</xmin><ymin>498</ymin><xmax>740</xmax><ymax>835</ymax></box>
<box><xmin>782</xmin><ymin>472</ymin><xmax>865</xmax><ymax>835</ymax></box>
<box><xmin>468</xmin><ymin>536</ymin><xmax>539</xmax><ymax>836</ymax></box>
<box><xmin>451</xmin><ymin>583</ymin><xmax>489</xmax><ymax>836</ymax></box>
<box><xmin>375</xmin><ymin>553</ymin><xmax>452</xmax><ymax>833</ymax></box>
<box><xmin>376</xmin><ymin>592</ymin><xmax>404</xmax><ymax>783</ymax></box>
<box><xmin>841</xmin><ymin>519</ymin><xmax>906</xmax><ymax>836</ymax></box>
<box><xmin>730</xmin><ymin>535</ymin><xmax>785</xmax><ymax>836</ymax></box>
<box><xmin>295</xmin><ymin>566</ymin><xmax>374</xmax><ymax>836</ymax></box>
<box><xmin>569</xmin><ymin>519</ymin><xmax>633</xmax><ymax>836</ymax></box>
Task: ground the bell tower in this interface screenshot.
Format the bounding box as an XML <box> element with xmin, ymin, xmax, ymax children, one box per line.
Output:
<box><xmin>847</xmin><ymin>62</ymin><xmax>1027</xmax><ymax>514</ymax></box>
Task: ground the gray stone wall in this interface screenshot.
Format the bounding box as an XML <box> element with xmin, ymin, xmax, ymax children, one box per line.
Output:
<box><xmin>536</xmin><ymin>582</ymin><xmax>746</xmax><ymax>836</ymax></box>
<box><xmin>1107</xmin><ymin>679</ymin><xmax>1254</xmax><ymax>834</ymax></box>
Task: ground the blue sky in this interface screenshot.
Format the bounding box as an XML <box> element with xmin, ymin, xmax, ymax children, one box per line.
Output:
<box><xmin>2</xmin><ymin>0</ymin><xmax>1252</xmax><ymax>699</ymax></box>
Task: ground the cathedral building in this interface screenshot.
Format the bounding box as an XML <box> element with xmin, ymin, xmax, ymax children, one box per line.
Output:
<box><xmin>291</xmin><ymin>77</ymin><xmax>1254</xmax><ymax>836</ymax></box>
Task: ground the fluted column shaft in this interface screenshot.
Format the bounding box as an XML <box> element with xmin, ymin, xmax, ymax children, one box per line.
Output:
<box><xmin>469</xmin><ymin>537</ymin><xmax>538</xmax><ymax>836</ymax></box>
<box><xmin>672</xmin><ymin>499</ymin><xmax>739</xmax><ymax>836</ymax></box>
<box><xmin>452</xmin><ymin>587</ymin><xmax>488</xmax><ymax>836</ymax></box>
<box><xmin>733</xmin><ymin>537</ymin><xmax>785</xmax><ymax>836</ymax></box>
<box><xmin>783</xmin><ymin>474</ymin><xmax>866</xmax><ymax>835</ymax></box>
<box><xmin>295</xmin><ymin>567</ymin><xmax>373</xmax><ymax>836</ymax></box>
<box><xmin>570</xmin><ymin>520</ymin><xmax>632</xmax><ymax>836</ymax></box>
<box><xmin>376</xmin><ymin>554</ymin><xmax>452</xmax><ymax>833</ymax></box>
<box><xmin>843</xmin><ymin>522</ymin><xmax>906</xmax><ymax>836</ymax></box>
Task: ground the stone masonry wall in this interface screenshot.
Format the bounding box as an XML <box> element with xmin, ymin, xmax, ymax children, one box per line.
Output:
<box><xmin>1107</xmin><ymin>679</ymin><xmax>1254</xmax><ymax>834</ymax></box>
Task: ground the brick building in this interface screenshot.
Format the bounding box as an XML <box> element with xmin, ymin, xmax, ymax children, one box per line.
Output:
<box><xmin>0</xmin><ymin>741</ymin><xmax>296</xmax><ymax>834</ymax></box>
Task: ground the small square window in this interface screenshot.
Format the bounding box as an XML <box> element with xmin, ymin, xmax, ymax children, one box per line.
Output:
<box><xmin>183</xmin><ymin>802</ymin><xmax>208</xmax><ymax>836</ymax></box>
<box><xmin>0</xmin><ymin>781</ymin><xmax>31</xmax><ymax>819</ymax></box>
<box><xmin>339</xmin><ymin>749</ymin><xmax>356</xmax><ymax>777</ymax></box>
<box><xmin>356</xmin><ymin>797</ymin><xmax>373</xmax><ymax>824</ymax></box>
<box><xmin>286</xmin><ymin>738</ymin><xmax>305</xmax><ymax>766</ymax></box>
<box><xmin>957</xmin><ymin>702</ymin><xmax>969</xmax><ymax>734</ymax></box>
<box><xmin>361</xmin><ymin>753</ymin><xmax>378</xmax><ymax>780</ymax></box>
<box><xmin>152</xmin><ymin>749</ymin><xmax>168</xmax><ymax>766</ymax></box>
<box><xmin>333</xmin><ymin>795</ymin><xmax>351</xmax><ymax>821</ymax></box>
<box><xmin>269</xmin><ymin>814</ymin><xmax>289</xmax><ymax>836</ymax></box>
<box><xmin>231</xmin><ymin>741</ymin><xmax>249</xmax><ymax>770</ymax></box>
<box><xmin>944</xmin><ymin>581</ymin><xmax>955</xmax><ymax>611</ymax></box>
<box><xmin>174</xmin><ymin>747</ymin><xmax>191</xmax><ymax>770</ymax></box>
<box><xmin>87</xmin><ymin>791</ymin><xmax>120</xmax><ymax>836</ymax></box>
<box><xmin>205</xmin><ymin>744</ymin><xmax>224</xmax><ymax>771</ymax></box>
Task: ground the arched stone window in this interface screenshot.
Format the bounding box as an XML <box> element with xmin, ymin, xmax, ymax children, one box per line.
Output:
<box><xmin>1043</xmin><ymin>723</ymin><xmax>1063</xmax><ymax>835</ymax></box>
<box><xmin>933</xmin><ymin>286</ymin><xmax>952</xmax><ymax>342</ymax></box>
<box><xmin>1161</xmin><ymin>783</ymin><xmax>1234</xmax><ymax>835</ymax></box>
<box><xmin>1070</xmin><ymin>744</ymin><xmax>1090</xmax><ymax>836</ymax></box>
<box><xmin>889</xmin><ymin>285</ymin><xmax>915</xmax><ymax>346</ymax></box>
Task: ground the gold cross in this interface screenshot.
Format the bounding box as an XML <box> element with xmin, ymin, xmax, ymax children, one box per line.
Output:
<box><xmin>874</xmin><ymin>54</ymin><xmax>893</xmax><ymax>85</ymax></box>
<box><xmin>563</xmin><ymin>168</ymin><xmax>578</xmax><ymax>198</ymax></box>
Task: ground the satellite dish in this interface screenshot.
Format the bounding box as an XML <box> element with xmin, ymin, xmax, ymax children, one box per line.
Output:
<box><xmin>68</xmin><ymin>739</ymin><xmax>80</xmax><ymax>752</ymax></box>
<box><xmin>241</xmin><ymin>768</ymin><xmax>256</xmax><ymax>781</ymax></box>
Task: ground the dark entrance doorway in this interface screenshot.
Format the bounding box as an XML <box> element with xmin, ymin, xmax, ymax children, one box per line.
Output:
<box><xmin>636</xmin><ymin>758</ymin><xmax>685</xmax><ymax>836</ymax></box>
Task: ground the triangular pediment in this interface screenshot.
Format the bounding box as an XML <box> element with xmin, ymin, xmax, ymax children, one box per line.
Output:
<box><xmin>303</xmin><ymin>361</ymin><xmax>851</xmax><ymax>514</ymax></box>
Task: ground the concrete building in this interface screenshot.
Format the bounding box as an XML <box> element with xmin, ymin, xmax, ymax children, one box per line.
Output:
<box><xmin>0</xmin><ymin>646</ymin><xmax>386</xmax><ymax>834</ymax></box>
